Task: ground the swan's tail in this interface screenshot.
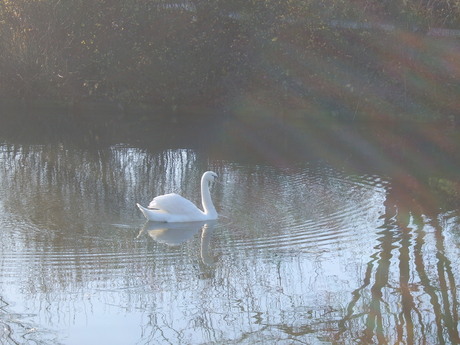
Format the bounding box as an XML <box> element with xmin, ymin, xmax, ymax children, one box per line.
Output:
<box><xmin>136</xmin><ymin>203</ymin><xmax>151</xmax><ymax>218</ymax></box>
<box><xmin>136</xmin><ymin>203</ymin><xmax>167</xmax><ymax>222</ymax></box>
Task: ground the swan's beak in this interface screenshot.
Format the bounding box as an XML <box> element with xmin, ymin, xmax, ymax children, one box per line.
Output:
<box><xmin>209</xmin><ymin>180</ymin><xmax>215</xmax><ymax>189</ymax></box>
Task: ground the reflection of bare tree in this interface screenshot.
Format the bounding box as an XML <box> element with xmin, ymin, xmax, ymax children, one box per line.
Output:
<box><xmin>0</xmin><ymin>296</ymin><xmax>17</xmax><ymax>345</ymax></box>
<box><xmin>0</xmin><ymin>144</ymin><xmax>219</xmax><ymax>336</ymax></box>
<box><xmin>0</xmin><ymin>323</ymin><xmax>17</xmax><ymax>345</ymax></box>
<box><xmin>0</xmin><ymin>145</ymin><xmax>206</xmax><ymax>228</ymax></box>
<box><xmin>337</xmin><ymin>177</ymin><xmax>460</xmax><ymax>344</ymax></box>
<box><xmin>1</xmin><ymin>131</ymin><xmax>459</xmax><ymax>344</ymax></box>
<box><xmin>0</xmin><ymin>295</ymin><xmax>46</xmax><ymax>345</ymax></box>
<box><xmin>337</xmin><ymin>215</ymin><xmax>395</xmax><ymax>344</ymax></box>
<box><xmin>432</xmin><ymin>219</ymin><xmax>460</xmax><ymax>344</ymax></box>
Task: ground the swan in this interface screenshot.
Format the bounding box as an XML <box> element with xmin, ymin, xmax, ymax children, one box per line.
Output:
<box><xmin>136</xmin><ymin>171</ymin><xmax>218</xmax><ymax>222</ymax></box>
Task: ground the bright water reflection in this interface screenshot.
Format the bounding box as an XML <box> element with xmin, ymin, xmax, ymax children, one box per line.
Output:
<box><xmin>0</xmin><ymin>117</ymin><xmax>459</xmax><ymax>344</ymax></box>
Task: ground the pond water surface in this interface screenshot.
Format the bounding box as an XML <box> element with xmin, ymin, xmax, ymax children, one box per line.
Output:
<box><xmin>0</xmin><ymin>110</ymin><xmax>459</xmax><ymax>344</ymax></box>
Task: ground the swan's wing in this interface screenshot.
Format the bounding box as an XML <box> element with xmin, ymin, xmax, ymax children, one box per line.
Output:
<box><xmin>148</xmin><ymin>193</ymin><xmax>202</xmax><ymax>216</ymax></box>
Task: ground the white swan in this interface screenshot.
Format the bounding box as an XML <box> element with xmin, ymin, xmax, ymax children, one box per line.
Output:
<box><xmin>136</xmin><ymin>171</ymin><xmax>218</xmax><ymax>222</ymax></box>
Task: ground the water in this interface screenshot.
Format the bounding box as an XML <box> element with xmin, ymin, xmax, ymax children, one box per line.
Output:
<box><xmin>0</xmin><ymin>111</ymin><xmax>459</xmax><ymax>344</ymax></box>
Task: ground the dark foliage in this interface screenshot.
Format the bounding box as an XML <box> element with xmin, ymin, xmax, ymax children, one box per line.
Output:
<box><xmin>0</xmin><ymin>0</ymin><xmax>458</xmax><ymax>118</ymax></box>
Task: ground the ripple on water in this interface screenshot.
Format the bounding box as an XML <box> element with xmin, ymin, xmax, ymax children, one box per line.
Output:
<box><xmin>0</xmin><ymin>165</ymin><xmax>389</xmax><ymax>282</ymax></box>
<box><xmin>0</xmin><ymin>218</ymin><xmax>197</xmax><ymax>286</ymax></box>
<box><xmin>219</xmin><ymin>166</ymin><xmax>387</xmax><ymax>254</ymax></box>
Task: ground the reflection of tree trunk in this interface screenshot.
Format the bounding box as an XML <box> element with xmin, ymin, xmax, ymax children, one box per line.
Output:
<box><xmin>432</xmin><ymin>218</ymin><xmax>460</xmax><ymax>344</ymax></box>
<box><xmin>337</xmin><ymin>177</ymin><xmax>460</xmax><ymax>344</ymax></box>
<box><xmin>413</xmin><ymin>218</ymin><xmax>435</xmax><ymax>345</ymax></box>
<box><xmin>338</xmin><ymin>211</ymin><xmax>396</xmax><ymax>343</ymax></box>
<box><xmin>337</xmin><ymin>261</ymin><xmax>374</xmax><ymax>336</ymax></box>
<box><xmin>363</xmin><ymin>220</ymin><xmax>394</xmax><ymax>344</ymax></box>
<box><xmin>397</xmin><ymin>219</ymin><xmax>415</xmax><ymax>345</ymax></box>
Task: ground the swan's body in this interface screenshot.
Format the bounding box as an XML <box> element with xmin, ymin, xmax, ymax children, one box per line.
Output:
<box><xmin>137</xmin><ymin>171</ymin><xmax>218</xmax><ymax>222</ymax></box>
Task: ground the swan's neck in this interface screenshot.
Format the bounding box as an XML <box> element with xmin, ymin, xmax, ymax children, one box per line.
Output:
<box><xmin>201</xmin><ymin>177</ymin><xmax>217</xmax><ymax>218</ymax></box>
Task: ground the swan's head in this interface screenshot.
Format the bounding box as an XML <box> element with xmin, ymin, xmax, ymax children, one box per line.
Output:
<box><xmin>202</xmin><ymin>171</ymin><xmax>218</xmax><ymax>183</ymax></box>
<box><xmin>202</xmin><ymin>171</ymin><xmax>218</xmax><ymax>187</ymax></box>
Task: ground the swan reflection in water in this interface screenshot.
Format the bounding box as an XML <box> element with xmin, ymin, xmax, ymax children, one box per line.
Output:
<box><xmin>138</xmin><ymin>220</ymin><xmax>217</xmax><ymax>266</ymax></box>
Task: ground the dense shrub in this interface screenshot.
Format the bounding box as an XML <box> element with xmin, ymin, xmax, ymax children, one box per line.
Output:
<box><xmin>0</xmin><ymin>0</ymin><xmax>458</xmax><ymax>113</ymax></box>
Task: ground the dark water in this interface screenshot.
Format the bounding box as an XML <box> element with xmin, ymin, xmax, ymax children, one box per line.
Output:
<box><xmin>0</xmin><ymin>110</ymin><xmax>459</xmax><ymax>344</ymax></box>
